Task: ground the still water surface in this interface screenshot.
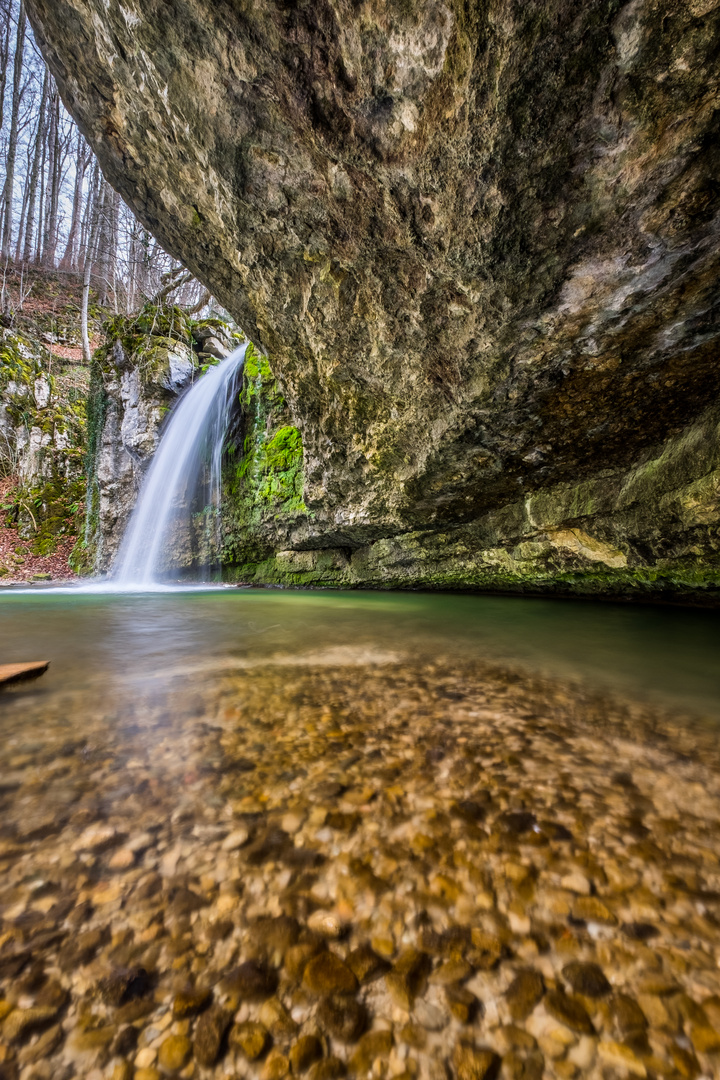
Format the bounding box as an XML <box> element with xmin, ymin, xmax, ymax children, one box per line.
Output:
<box><xmin>0</xmin><ymin>589</ymin><xmax>718</xmax><ymax>720</ymax></box>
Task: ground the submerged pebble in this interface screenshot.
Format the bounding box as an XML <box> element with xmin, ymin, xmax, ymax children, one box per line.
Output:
<box><xmin>1</xmin><ymin>654</ymin><xmax>720</xmax><ymax>1080</ymax></box>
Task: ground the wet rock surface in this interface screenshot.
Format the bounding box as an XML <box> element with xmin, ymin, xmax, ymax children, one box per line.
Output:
<box><xmin>1</xmin><ymin>654</ymin><xmax>720</xmax><ymax>1079</ymax></box>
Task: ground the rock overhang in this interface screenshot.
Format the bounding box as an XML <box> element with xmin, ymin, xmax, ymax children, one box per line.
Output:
<box><xmin>25</xmin><ymin>0</ymin><xmax>720</xmax><ymax>552</ymax></box>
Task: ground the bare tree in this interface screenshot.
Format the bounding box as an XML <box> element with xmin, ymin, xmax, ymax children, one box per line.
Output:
<box><xmin>80</xmin><ymin>160</ymin><xmax>102</xmax><ymax>363</ymax></box>
<box><xmin>20</xmin><ymin>62</ymin><xmax>47</xmax><ymax>264</ymax></box>
<box><xmin>59</xmin><ymin>128</ymin><xmax>89</xmax><ymax>271</ymax></box>
<box><xmin>0</xmin><ymin>9</ymin><xmax>214</xmax><ymax>330</ymax></box>
<box><xmin>41</xmin><ymin>83</ymin><xmax>61</xmax><ymax>265</ymax></box>
<box><xmin>1</xmin><ymin>0</ymin><xmax>26</xmax><ymax>259</ymax></box>
<box><xmin>0</xmin><ymin>0</ymin><xmax>13</xmax><ymax>134</ymax></box>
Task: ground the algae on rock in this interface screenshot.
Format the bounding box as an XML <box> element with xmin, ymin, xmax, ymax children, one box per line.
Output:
<box><xmin>221</xmin><ymin>344</ymin><xmax>307</xmax><ymax>575</ymax></box>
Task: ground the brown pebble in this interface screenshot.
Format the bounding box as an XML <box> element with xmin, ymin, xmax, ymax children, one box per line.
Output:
<box><xmin>223</xmin><ymin>959</ymin><xmax>278</xmax><ymax>1000</ymax></box>
<box><xmin>562</xmin><ymin>961</ymin><xmax>611</xmax><ymax>998</ymax></box>
<box><xmin>611</xmin><ymin>993</ymin><xmax>648</xmax><ymax>1035</ymax></box>
<box><xmin>229</xmin><ymin>1021</ymin><xmax>270</xmax><ymax>1060</ymax></box>
<box><xmin>259</xmin><ymin>996</ymin><xmax>298</xmax><ymax>1040</ymax></box>
<box><xmin>3</xmin><ymin>1005</ymin><xmax>59</xmax><ymax>1043</ymax></box>
<box><xmin>445</xmin><ymin>983</ymin><xmax>480</xmax><ymax>1023</ymax></box>
<box><xmin>172</xmin><ymin>986</ymin><xmax>212</xmax><ymax>1017</ymax></box>
<box><xmin>545</xmin><ymin>990</ymin><xmax>594</xmax><ymax>1034</ymax></box>
<box><xmin>317</xmin><ymin>994</ymin><xmax>367</xmax><ymax>1042</ymax></box>
<box><xmin>99</xmin><ymin>966</ymin><xmax>150</xmax><ymax>1007</ymax></box>
<box><xmin>346</xmin><ymin>943</ymin><xmax>389</xmax><ymax>984</ymax></box>
<box><xmin>158</xmin><ymin>1033</ymin><xmax>192</xmax><ymax>1072</ymax></box>
<box><xmin>452</xmin><ymin>1042</ymin><xmax>501</xmax><ymax>1080</ymax></box>
<box><xmin>308</xmin><ymin>1057</ymin><xmax>347</xmax><ymax>1080</ymax></box>
<box><xmin>193</xmin><ymin>1005</ymin><xmax>231</xmax><ymax>1066</ymax></box>
<box><xmin>385</xmin><ymin>949</ymin><xmax>431</xmax><ymax>1010</ymax></box>
<box><xmin>303</xmin><ymin>952</ymin><xmax>358</xmax><ymax>996</ymax></box>
<box><xmin>285</xmin><ymin>941</ymin><xmax>323</xmax><ymax>981</ymax></box>
<box><xmin>289</xmin><ymin>1033</ymin><xmax>323</xmax><ymax>1073</ymax></box>
<box><xmin>505</xmin><ymin>968</ymin><xmax>545</xmax><ymax>1021</ymax></box>
<box><xmin>261</xmin><ymin>1049</ymin><xmax>290</xmax><ymax>1080</ymax></box>
<box><xmin>571</xmin><ymin>896</ymin><xmax>617</xmax><ymax>925</ymax></box>
<box><xmin>348</xmin><ymin>1029</ymin><xmax>393</xmax><ymax>1072</ymax></box>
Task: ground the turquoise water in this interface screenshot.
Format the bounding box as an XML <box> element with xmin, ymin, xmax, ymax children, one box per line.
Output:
<box><xmin>0</xmin><ymin>589</ymin><xmax>718</xmax><ymax>720</ymax></box>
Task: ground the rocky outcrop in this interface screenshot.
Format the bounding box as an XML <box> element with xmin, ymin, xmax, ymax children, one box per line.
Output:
<box><xmin>0</xmin><ymin>330</ymin><xmax>86</xmax><ymax>561</ymax></box>
<box><xmin>237</xmin><ymin>402</ymin><xmax>720</xmax><ymax>599</ymax></box>
<box><xmin>83</xmin><ymin>308</ymin><xmax>242</xmax><ymax>571</ymax></box>
<box><xmin>27</xmin><ymin>0</ymin><xmax>720</xmax><ymax>596</ymax></box>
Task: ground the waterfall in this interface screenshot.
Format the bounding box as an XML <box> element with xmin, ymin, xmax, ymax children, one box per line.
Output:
<box><xmin>113</xmin><ymin>344</ymin><xmax>247</xmax><ymax>586</ymax></box>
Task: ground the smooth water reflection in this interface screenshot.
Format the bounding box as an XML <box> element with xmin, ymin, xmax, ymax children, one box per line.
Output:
<box><xmin>0</xmin><ymin>589</ymin><xmax>718</xmax><ymax>720</ymax></box>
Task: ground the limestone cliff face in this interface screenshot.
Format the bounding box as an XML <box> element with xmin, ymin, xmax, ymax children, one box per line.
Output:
<box><xmin>83</xmin><ymin>311</ymin><xmax>238</xmax><ymax>572</ymax></box>
<box><xmin>27</xmin><ymin>0</ymin><xmax>720</xmax><ymax>593</ymax></box>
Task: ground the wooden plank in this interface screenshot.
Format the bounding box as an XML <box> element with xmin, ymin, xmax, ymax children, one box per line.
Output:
<box><xmin>0</xmin><ymin>662</ymin><xmax>50</xmax><ymax>687</ymax></box>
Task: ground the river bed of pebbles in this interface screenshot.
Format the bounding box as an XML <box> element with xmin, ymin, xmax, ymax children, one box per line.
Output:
<box><xmin>1</xmin><ymin>654</ymin><xmax>719</xmax><ymax>1080</ymax></box>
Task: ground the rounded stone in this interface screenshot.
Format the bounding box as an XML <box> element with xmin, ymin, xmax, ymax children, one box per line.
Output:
<box><xmin>562</xmin><ymin>961</ymin><xmax>612</xmax><ymax>998</ymax></box>
<box><xmin>505</xmin><ymin>969</ymin><xmax>545</xmax><ymax>1021</ymax></box>
<box><xmin>289</xmin><ymin>1034</ymin><xmax>323</xmax><ymax>1073</ymax></box>
<box><xmin>223</xmin><ymin>959</ymin><xmax>278</xmax><ymax>1001</ymax></box>
<box><xmin>229</xmin><ymin>1021</ymin><xmax>270</xmax><ymax>1061</ymax></box>
<box><xmin>349</xmin><ymin>1030</ymin><xmax>393</xmax><ymax>1074</ymax></box>
<box><xmin>345</xmin><ymin>943</ymin><xmax>389</xmax><ymax>984</ymax></box>
<box><xmin>571</xmin><ymin>896</ymin><xmax>617</xmax><ymax>925</ymax></box>
<box><xmin>285</xmin><ymin>941</ymin><xmax>323</xmax><ymax>981</ymax></box>
<box><xmin>308</xmin><ymin>1057</ymin><xmax>347</xmax><ymax>1080</ymax></box>
<box><xmin>302</xmin><ymin>952</ymin><xmax>358</xmax><ymax>996</ymax></box>
<box><xmin>222</xmin><ymin>826</ymin><xmax>249</xmax><ymax>851</ymax></box>
<box><xmin>158</xmin><ymin>1034</ymin><xmax>191</xmax><ymax>1072</ymax></box>
<box><xmin>259</xmin><ymin>997</ymin><xmax>298</xmax><ymax>1040</ymax></box>
<box><xmin>445</xmin><ymin>983</ymin><xmax>479</xmax><ymax>1024</ymax></box>
<box><xmin>611</xmin><ymin>994</ymin><xmax>648</xmax><ymax>1035</ymax></box>
<box><xmin>452</xmin><ymin>1043</ymin><xmax>501</xmax><ymax>1080</ymax></box>
<box><xmin>544</xmin><ymin>991</ymin><xmax>595</xmax><ymax>1035</ymax></box>
<box><xmin>317</xmin><ymin>994</ymin><xmax>367</xmax><ymax>1043</ymax></box>
<box><xmin>261</xmin><ymin>1050</ymin><xmax>290</xmax><ymax>1080</ymax></box>
<box><xmin>172</xmin><ymin>987</ymin><xmax>212</xmax><ymax>1017</ymax></box>
<box><xmin>193</xmin><ymin>1005</ymin><xmax>231</xmax><ymax>1066</ymax></box>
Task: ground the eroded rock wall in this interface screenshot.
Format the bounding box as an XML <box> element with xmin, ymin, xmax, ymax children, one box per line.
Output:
<box><xmin>240</xmin><ymin>404</ymin><xmax>720</xmax><ymax>599</ymax></box>
<box><xmin>83</xmin><ymin>309</ymin><xmax>226</xmax><ymax>571</ymax></box>
<box><xmin>0</xmin><ymin>331</ymin><xmax>86</xmax><ymax>564</ymax></box>
<box><xmin>27</xmin><ymin>0</ymin><xmax>720</xmax><ymax>594</ymax></box>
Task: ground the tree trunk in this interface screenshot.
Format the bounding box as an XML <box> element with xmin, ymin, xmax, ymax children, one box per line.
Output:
<box><xmin>42</xmin><ymin>87</ymin><xmax>61</xmax><ymax>267</ymax></box>
<box><xmin>22</xmin><ymin>66</ymin><xmax>49</xmax><ymax>265</ymax></box>
<box><xmin>34</xmin><ymin>129</ymin><xmax>46</xmax><ymax>265</ymax></box>
<box><xmin>14</xmin><ymin>139</ymin><xmax>32</xmax><ymax>263</ymax></box>
<box><xmin>81</xmin><ymin>164</ymin><xmax>104</xmax><ymax>364</ymax></box>
<box><xmin>1</xmin><ymin>0</ymin><xmax>27</xmax><ymax>261</ymax></box>
<box><xmin>110</xmin><ymin>187</ymin><xmax>121</xmax><ymax>310</ymax></box>
<box><xmin>95</xmin><ymin>179</ymin><xmax>113</xmax><ymax>304</ymax></box>
<box><xmin>0</xmin><ymin>1</ymin><xmax>13</xmax><ymax>135</ymax></box>
<box><xmin>59</xmin><ymin>131</ymin><xmax>88</xmax><ymax>271</ymax></box>
<box><xmin>78</xmin><ymin>157</ymin><xmax>99</xmax><ymax>261</ymax></box>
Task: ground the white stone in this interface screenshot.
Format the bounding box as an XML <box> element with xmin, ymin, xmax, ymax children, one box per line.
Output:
<box><xmin>34</xmin><ymin>375</ymin><xmax>51</xmax><ymax>408</ymax></box>
<box><xmin>135</xmin><ymin>1046</ymin><xmax>157</xmax><ymax>1067</ymax></box>
<box><xmin>72</xmin><ymin>824</ymin><xmax>117</xmax><ymax>852</ymax></box>
<box><xmin>221</xmin><ymin>827</ymin><xmax>249</xmax><ymax>851</ymax></box>
<box><xmin>569</xmin><ymin>1035</ymin><xmax>597</xmax><ymax>1069</ymax></box>
<box><xmin>560</xmin><ymin>871</ymin><xmax>591</xmax><ymax>895</ymax></box>
<box><xmin>281</xmin><ymin>812</ymin><xmax>303</xmax><ymax>834</ymax></box>
<box><xmin>307</xmin><ymin>910</ymin><xmax>343</xmax><ymax>938</ymax></box>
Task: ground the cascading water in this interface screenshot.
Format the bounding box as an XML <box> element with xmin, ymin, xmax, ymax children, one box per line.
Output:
<box><xmin>113</xmin><ymin>344</ymin><xmax>247</xmax><ymax>587</ymax></box>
